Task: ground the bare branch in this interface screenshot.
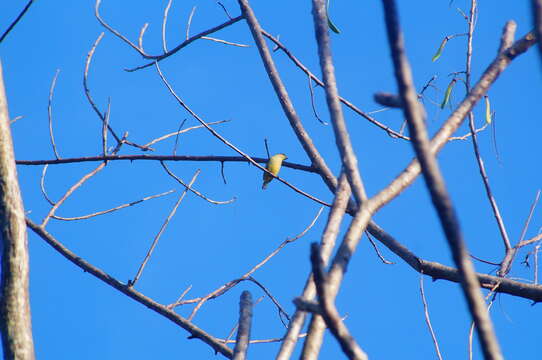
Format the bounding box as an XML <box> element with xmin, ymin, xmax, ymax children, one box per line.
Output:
<box><xmin>144</xmin><ymin>120</ymin><xmax>228</xmax><ymax>148</ymax></box>
<box><xmin>369</xmin><ymin>28</ymin><xmax>535</xmax><ymax>214</ymax></box>
<box><xmin>25</xmin><ymin>219</ymin><xmax>233</xmax><ymax>358</ymax></box>
<box><xmin>186</xmin><ymin>6</ymin><xmax>197</xmax><ymax>40</ymax></box>
<box><xmin>154</xmin><ymin>61</ymin><xmax>330</xmax><ymax>207</ymax></box>
<box><xmin>501</xmin><ymin>189</ymin><xmax>542</xmax><ymax>275</ymax></box>
<box><xmin>95</xmin><ymin>0</ymin><xmax>149</xmax><ymax>57</ymax></box>
<box><xmin>367</xmin><ymin>221</ymin><xmax>542</xmax><ymax>302</ymax></box>
<box><xmin>302</xmin><ymin>204</ymin><xmax>372</xmax><ymax>359</ymax></box>
<box><xmin>232</xmin><ymin>291</ymin><xmax>253</xmax><ymax>360</ymax></box>
<box><xmin>532</xmin><ymin>0</ymin><xmax>542</xmax><ymax>63</ymax></box>
<box><xmin>0</xmin><ymin>0</ymin><xmax>36</xmax><ymax>43</ymax></box>
<box><xmin>310</xmin><ymin>243</ymin><xmax>368</xmax><ymax>360</ymax></box>
<box><xmin>464</xmin><ymin>1</ymin><xmax>512</xmax><ymax>255</ymax></box>
<box><xmin>381</xmin><ymin>2</ymin><xmax>503</xmax><ymax>358</ymax></box>
<box><xmin>517</xmin><ymin>233</ymin><xmax>542</xmax><ymax>249</ymax></box>
<box><xmin>237</xmin><ymin>0</ymin><xmax>339</xmax><ymax>194</ymax></box>
<box><xmin>16</xmin><ymin>154</ymin><xmax>317</xmax><ymax>173</ymax></box>
<box><xmin>170</xmin><ymin>207</ymin><xmax>324</xmax><ymax>317</ymax></box>
<box><xmin>130</xmin><ymin>171</ymin><xmax>200</xmax><ymax>286</ymax></box>
<box><xmin>201</xmin><ymin>36</ymin><xmax>249</xmax><ymax>47</ymax></box>
<box><xmin>277</xmin><ymin>174</ymin><xmax>350</xmax><ymax>360</ymax></box>
<box><xmin>0</xmin><ymin>57</ymin><xmax>35</xmax><ymax>360</ymax></box>
<box><xmin>40</xmin><ymin>165</ymin><xmax>56</xmax><ymax>206</ymax></box>
<box><xmin>161</xmin><ymin>0</ymin><xmax>173</xmax><ymax>53</ymax></box>
<box><xmin>261</xmin><ymin>30</ymin><xmax>408</xmax><ymax>141</ymax></box>
<box><xmin>160</xmin><ymin>162</ymin><xmax>235</xmax><ymax>205</ymax></box>
<box><xmin>311</xmin><ymin>0</ymin><xmax>367</xmax><ymax>204</ymax></box>
<box><xmin>52</xmin><ymin>190</ymin><xmax>174</xmax><ymax>221</ymax></box>
<box><xmin>126</xmin><ymin>15</ymin><xmax>244</xmax><ymax>71</ymax></box>
<box><xmin>138</xmin><ymin>23</ymin><xmax>149</xmax><ymax>52</ymax></box>
<box><xmin>419</xmin><ymin>273</ymin><xmax>443</xmax><ymax>360</ymax></box>
<box><xmin>47</xmin><ymin>69</ymin><xmax>61</xmax><ymax>159</ymax></box>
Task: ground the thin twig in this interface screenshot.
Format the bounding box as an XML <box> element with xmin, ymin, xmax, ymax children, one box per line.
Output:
<box><xmin>9</xmin><ymin>115</ymin><xmax>23</xmax><ymax>125</ymax></box>
<box><xmin>130</xmin><ymin>171</ymin><xmax>200</xmax><ymax>286</ymax></box>
<box><xmin>184</xmin><ymin>277</ymin><xmax>290</xmax><ymax>324</ymax></box>
<box><xmin>448</xmin><ymin>122</ymin><xmax>488</xmax><ymax>141</ymax></box>
<box><xmin>48</xmin><ymin>69</ymin><xmax>61</xmax><ymax>159</ymax></box>
<box><xmin>102</xmin><ymin>98</ymin><xmax>111</xmax><ymax>158</ymax></box>
<box><xmin>52</xmin><ymin>190</ymin><xmax>174</xmax><ymax>221</ymax></box>
<box><xmin>143</xmin><ymin>120</ymin><xmax>228</xmax><ymax>149</ymax></box>
<box><xmin>220</xmin><ymin>161</ymin><xmax>227</xmax><ymax>184</ymax></box>
<box><xmin>154</xmin><ymin>61</ymin><xmax>330</xmax><ymax>207</ymax></box>
<box><xmin>138</xmin><ymin>23</ymin><xmax>149</xmax><ymax>52</ymax></box>
<box><xmin>365</xmin><ymin>231</ymin><xmax>394</xmax><ymax>264</ymax></box>
<box><xmin>518</xmin><ymin>190</ymin><xmax>541</xmax><ymax>246</ymax></box>
<box><xmin>307</xmin><ymin>74</ymin><xmax>327</xmax><ymax>125</ymax></box>
<box><xmin>465</xmin><ymin>2</ymin><xmax>512</xmax><ymax>256</ymax></box>
<box><xmin>40</xmin><ymin>165</ymin><xmax>56</xmax><ymax>206</ymax></box>
<box><xmin>40</xmin><ymin>145</ymin><xmax>121</xmax><ymax>227</ymax></box>
<box><xmin>170</xmin><ymin>207</ymin><xmax>324</xmax><ymax>315</ymax></box>
<box><xmin>160</xmin><ymin>161</ymin><xmax>235</xmax><ymax>205</ymax></box>
<box><xmin>217</xmin><ymin>1</ymin><xmax>233</xmax><ymax>20</ymax></box>
<box><xmin>186</xmin><ymin>6</ymin><xmax>197</xmax><ymax>40</ymax></box>
<box><xmin>0</xmin><ymin>0</ymin><xmax>36</xmax><ymax>43</ymax></box>
<box><xmin>95</xmin><ymin>1</ymin><xmax>245</xmax><ymax>71</ymax></box>
<box><xmin>25</xmin><ymin>218</ymin><xmax>233</xmax><ymax>358</ymax></box>
<box><xmin>501</xmin><ymin>189</ymin><xmax>542</xmax><ymax>275</ymax></box>
<box><xmin>95</xmin><ymin>0</ymin><xmax>149</xmax><ymax>57</ymax></box>
<box><xmin>168</xmin><ymin>285</ymin><xmax>192</xmax><ymax>309</ymax></box>
<box><xmin>263</xmin><ymin>139</ymin><xmax>270</xmax><ymax>159</ymax></box>
<box><xmin>201</xmin><ymin>36</ymin><xmax>249</xmax><ymax>47</ymax></box>
<box><xmin>172</xmin><ymin>119</ymin><xmax>186</xmax><ymax>155</ymax></box>
<box><xmin>162</xmin><ymin>0</ymin><xmax>173</xmax><ymax>53</ymax></box>
<box><xmin>261</xmin><ymin>30</ymin><xmax>409</xmax><ymax>141</ymax></box>
<box><xmin>419</xmin><ymin>273</ymin><xmax>443</xmax><ymax>360</ymax></box>
<box><xmin>84</xmin><ymin>33</ymin><xmax>123</xmax><ymax>145</ymax></box>
<box><xmin>535</xmin><ymin>244</ymin><xmax>540</xmax><ymax>284</ymax></box>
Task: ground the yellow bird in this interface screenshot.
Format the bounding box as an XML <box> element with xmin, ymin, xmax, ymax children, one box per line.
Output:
<box><xmin>262</xmin><ymin>153</ymin><xmax>288</xmax><ymax>189</ymax></box>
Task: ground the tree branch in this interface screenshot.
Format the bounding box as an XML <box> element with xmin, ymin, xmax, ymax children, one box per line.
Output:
<box><xmin>25</xmin><ymin>218</ymin><xmax>233</xmax><ymax>358</ymax></box>
<box><xmin>0</xmin><ymin>61</ymin><xmax>36</xmax><ymax>359</ymax></box>
<box><xmin>381</xmin><ymin>1</ymin><xmax>502</xmax><ymax>358</ymax></box>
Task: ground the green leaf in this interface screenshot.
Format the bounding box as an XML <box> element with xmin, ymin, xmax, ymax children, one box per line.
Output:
<box><xmin>327</xmin><ymin>17</ymin><xmax>340</xmax><ymax>34</ymax></box>
<box><xmin>485</xmin><ymin>96</ymin><xmax>492</xmax><ymax>124</ymax></box>
<box><xmin>440</xmin><ymin>79</ymin><xmax>456</xmax><ymax>109</ymax></box>
<box><xmin>326</xmin><ymin>0</ymin><xmax>340</xmax><ymax>34</ymax></box>
<box><xmin>432</xmin><ymin>38</ymin><xmax>448</xmax><ymax>62</ymax></box>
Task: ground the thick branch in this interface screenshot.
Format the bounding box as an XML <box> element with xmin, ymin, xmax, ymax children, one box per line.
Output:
<box><xmin>232</xmin><ymin>291</ymin><xmax>253</xmax><ymax>360</ymax></box>
<box><xmin>237</xmin><ymin>0</ymin><xmax>339</xmax><ymax>193</ymax></box>
<box><xmin>0</xmin><ymin>61</ymin><xmax>35</xmax><ymax>359</ymax></box>
<box><xmin>381</xmin><ymin>1</ymin><xmax>502</xmax><ymax>359</ymax></box>
<box><xmin>311</xmin><ymin>0</ymin><xmax>367</xmax><ymax>204</ymax></box>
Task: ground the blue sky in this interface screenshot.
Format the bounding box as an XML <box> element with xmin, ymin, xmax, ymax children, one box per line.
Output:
<box><xmin>2</xmin><ymin>0</ymin><xmax>541</xmax><ymax>359</ymax></box>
